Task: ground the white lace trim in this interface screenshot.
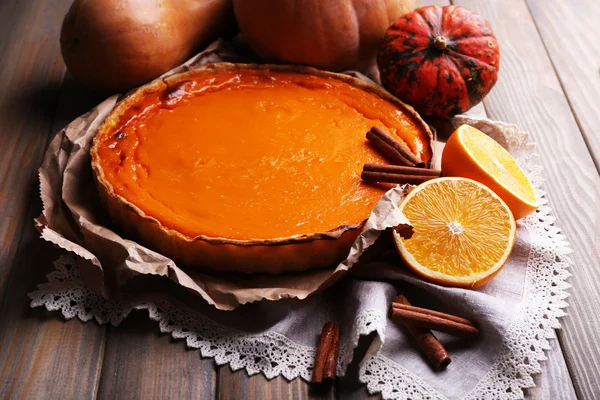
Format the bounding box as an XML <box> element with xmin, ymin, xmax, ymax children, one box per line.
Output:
<box><xmin>29</xmin><ymin>116</ymin><xmax>572</xmax><ymax>398</ymax></box>
<box><xmin>29</xmin><ymin>259</ymin><xmax>385</xmax><ymax>380</ymax></box>
<box><xmin>361</xmin><ymin>355</ymin><xmax>444</xmax><ymax>400</ymax></box>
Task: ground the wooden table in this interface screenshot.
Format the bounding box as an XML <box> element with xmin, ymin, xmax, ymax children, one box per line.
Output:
<box><xmin>1</xmin><ymin>0</ymin><xmax>598</xmax><ymax>398</ymax></box>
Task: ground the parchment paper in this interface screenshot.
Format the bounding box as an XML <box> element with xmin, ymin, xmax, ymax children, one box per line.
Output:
<box><xmin>35</xmin><ymin>40</ymin><xmax>415</xmax><ymax>310</ymax></box>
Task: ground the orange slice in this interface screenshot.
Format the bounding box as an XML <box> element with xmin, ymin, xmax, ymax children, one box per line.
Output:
<box><xmin>441</xmin><ymin>124</ymin><xmax>539</xmax><ymax>219</ymax></box>
<box><xmin>392</xmin><ymin>177</ymin><xmax>516</xmax><ymax>288</ymax></box>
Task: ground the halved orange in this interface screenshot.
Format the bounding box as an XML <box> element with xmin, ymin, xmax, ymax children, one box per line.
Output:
<box><xmin>441</xmin><ymin>124</ymin><xmax>538</xmax><ymax>220</ymax></box>
<box><xmin>392</xmin><ymin>177</ymin><xmax>516</xmax><ymax>288</ymax></box>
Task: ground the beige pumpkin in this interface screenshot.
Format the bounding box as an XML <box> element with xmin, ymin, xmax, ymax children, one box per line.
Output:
<box><xmin>233</xmin><ymin>0</ymin><xmax>417</xmax><ymax>71</ymax></box>
<box><xmin>60</xmin><ymin>0</ymin><xmax>235</xmax><ymax>93</ymax></box>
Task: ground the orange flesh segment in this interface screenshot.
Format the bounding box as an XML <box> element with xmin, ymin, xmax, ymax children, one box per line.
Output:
<box><xmin>399</xmin><ymin>179</ymin><xmax>514</xmax><ymax>277</ymax></box>
<box><xmin>96</xmin><ymin>70</ymin><xmax>431</xmax><ymax>239</ymax></box>
<box><xmin>459</xmin><ymin>126</ymin><xmax>536</xmax><ymax>204</ymax></box>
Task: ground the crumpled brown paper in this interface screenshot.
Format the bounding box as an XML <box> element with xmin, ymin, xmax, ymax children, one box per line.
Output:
<box><xmin>35</xmin><ymin>40</ymin><xmax>414</xmax><ymax>310</ymax></box>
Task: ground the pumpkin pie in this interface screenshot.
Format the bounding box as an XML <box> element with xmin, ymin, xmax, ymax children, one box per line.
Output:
<box><xmin>91</xmin><ymin>63</ymin><xmax>433</xmax><ymax>273</ymax></box>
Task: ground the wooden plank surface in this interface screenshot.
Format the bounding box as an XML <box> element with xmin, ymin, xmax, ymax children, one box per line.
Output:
<box><xmin>524</xmin><ymin>331</ymin><xmax>577</xmax><ymax>399</ymax></box>
<box><xmin>525</xmin><ymin>1</ymin><xmax>600</xmax><ymax>396</ymax></box>
<box><xmin>526</xmin><ymin>0</ymin><xmax>600</xmax><ymax>169</ymax></box>
<box><xmin>96</xmin><ymin>311</ymin><xmax>217</xmax><ymax>399</ymax></box>
<box><xmin>453</xmin><ymin>0</ymin><xmax>600</xmax><ymax>399</ymax></box>
<box><xmin>217</xmin><ymin>366</ymin><xmax>334</xmax><ymax>400</ymax></box>
<box><xmin>0</xmin><ymin>0</ymin><xmax>68</xmax><ymax>304</ymax></box>
<box><xmin>0</xmin><ymin>206</ymin><xmax>106</xmax><ymax>400</ymax></box>
<box><xmin>0</xmin><ymin>1</ymin><xmax>108</xmax><ymax>399</ymax></box>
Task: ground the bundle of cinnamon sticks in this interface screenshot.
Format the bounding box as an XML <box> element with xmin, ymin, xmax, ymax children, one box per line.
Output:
<box><xmin>362</xmin><ymin>126</ymin><xmax>441</xmax><ymax>185</ymax></box>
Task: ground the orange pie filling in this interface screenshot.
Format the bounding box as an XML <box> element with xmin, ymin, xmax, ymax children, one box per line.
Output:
<box><xmin>94</xmin><ymin>69</ymin><xmax>431</xmax><ymax>241</ymax></box>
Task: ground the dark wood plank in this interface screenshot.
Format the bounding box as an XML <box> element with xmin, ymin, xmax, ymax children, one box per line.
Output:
<box><xmin>217</xmin><ymin>365</ymin><xmax>334</xmax><ymax>400</ymax></box>
<box><xmin>96</xmin><ymin>310</ymin><xmax>217</xmax><ymax>399</ymax></box>
<box><xmin>0</xmin><ymin>1</ymin><xmax>108</xmax><ymax>399</ymax></box>
<box><xmin>0</xmin><ymin>0</ymin><xmax>69</xmax><ymax>303</ymax></box>
<box><xmin>452</xmin><ymin>1</ymin><xmax>600</xmax><ymax>399</ymax></box>
<box><xmin>0</xmin><ymin>232</ymin><xmax>106</xmax><ymax>399</ymax></box>
<box><xmin>526</xmin><ymin>0</ymin><xmax>600</xmax><ymax>169</ymax></box>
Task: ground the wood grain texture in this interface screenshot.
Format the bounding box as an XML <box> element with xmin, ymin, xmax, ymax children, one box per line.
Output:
<box><xmin>452</xmin><ymin>0</ymin><xmax>600</xmax><ymax>398</ymax></box>
<box><xmin>217</xmin><ymin>365</ymin><xmax>334</xmax><ymax>400</ymax></box>
<box><xmin>96</xmin><ymin>311</ymin><xmax>217</xmax><ymax>399</ymax></box>
<box><xmin>525</xmin><ymin>331</ymin><xmax>577</xmax><ymax>399</ymax></box>
<box><xmin>0</xmin><ymin>195</ymin><xmax>106</xmax><ymax>400</ymax></box>
<box><xmin>0</xmin><ymin>0</ymin><xmax>69</xmax><ymax>303</ymax></box>
<box><xmin>0</xmin><ymin>1</ymin><xmax>108</xmax><ymax>399</ymax></box>
<box><xmin>525</xmin><ymin>0</ymin><xmax>600</xmax><ymax>396</ymax></box>
<box><xmin>526</xmin><ymin>0</ymin><xmax>600</xmax><ymax>169</ymax></box>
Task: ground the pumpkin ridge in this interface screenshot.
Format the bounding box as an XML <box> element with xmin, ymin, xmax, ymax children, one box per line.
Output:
<box><xmin>433</xmin><ymin>4</ymin><xmax>444</xmax><ymax>32</ymax></box>
<box><xmin>442</xmin><ymin>5</ymin><xmax>466</xmax><ymax>31</ymax></box>
<box><xmin>387</xmin><ymin>24</ymin><xmax>427</xmax><ymax>38</ymax></box>
<box><xmin>444</xmin><ymin>51</ymin><xmax>464</xmax><ymax>74</ymax></box>
<box><xmin>381</xmin><ymin>33</ymin><xmax>428</xmax><ymax>54</ymax></box>
<box><xmin>446</xmin><ymin>48</ymin><xmax>498</xmax><ymax>71</ymax></box>
<box><xmin>413</xmin><ymin>7</ymin><xmax>438</xmax><ymax>34</ymax></box>
<box><xmin>446</xmin><ymin>50</ymin><xmax>496</xmax><ymax>107</ymax></box>
<box><xmin>441</xmin><ymin>54</ymin><xmax>471</xmax><ymax>113</ymax></box>
<box><xmin>434</xmin><ymin>54</ymin><xmax>444</xmax><ymax>100</ymax></box>
<box><xmin>382</xmin><ymin>48</ymin><xmax>430</xmax><ymax>62</ymax></box>
<box><xmin>348</xmin><ymin>1</ymin><xmax>362</xmax><ymax>64</ymax></box>
<box><xmin>379</xmin><ymin>48</ymin><xmax>430</xmax><ymax>86</ymax></box>
<box><xmin>451</xmin><ymin>35</ymin><xmax>496</xmax><ymax>42</ymax></box>
<box><xmin>419</xmin><ymin>5</ymin><xmax>443</xmax><ymax>36</ymax></box>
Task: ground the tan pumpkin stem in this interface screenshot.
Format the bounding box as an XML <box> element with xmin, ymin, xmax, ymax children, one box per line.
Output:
<box><xmin>433</xmin><ymin>36</ymin><xmax>448</xmax><ymax>50</ymax></box>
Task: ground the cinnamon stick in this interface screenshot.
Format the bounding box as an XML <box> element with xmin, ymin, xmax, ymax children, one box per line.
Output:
<box><xmin>361</xmin><ymin>171</ymin><xmax>438</xmax><ymax>185</ymax></box>
<box><xmin>312</xmin><ymin>321</ymin><xmax>340</xmax><ymax>383</ymax></box>
<box><xmin>364</xmin><ymin>163</ymin><xmax>441</xmax><ymax>176</ymax></box>
<box><xmin>392</xmin><ymin>295</ymin><xmax>451</xmax><ymax>370</ymax></box>
<box><xmin>391</xmin><ymin>301</ymin><xmax>476</xmax><ymax>327</ymax></box>
<box><xmin>366</xmin><ymin>130</ymin><xmax>415</xmax><ymax>166</ymax></box>
<box><xmin>367</xmin><ymin>126</ymin><xmax>424</xmax><ymax>167</ymax></box>
<box><xmin>361</xmin><ymin>162</ymin><xmax>440</xmax><ymax>185</ymax></box>
<box><xmin>390</xmin><ymin>306</ymin><xmax>479</xmax><ymax>338</ymax></box>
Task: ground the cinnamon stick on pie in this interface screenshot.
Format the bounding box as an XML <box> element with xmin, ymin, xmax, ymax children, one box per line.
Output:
<box><xmin>361</xmin><ymin>163</ymin><xmax>441</xmax><ymax>185</ymax></box>
<box><xmin>390</xmin><ymin>295</ymin><xmax>451</xmax><ymax>370</ymax></box>
<box><xmin>366</xmin><ymin>126</ymin><xmax>425</xmax><ymax>167</ymax></box>
<box><xmin>312</xmin><ymin>321</ymin><xmax>341</xmax><ymax>383</ymax></box>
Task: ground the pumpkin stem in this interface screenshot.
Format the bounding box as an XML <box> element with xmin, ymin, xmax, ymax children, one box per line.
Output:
<box><xmin>433</xmin><ymin>36</ymin><xmax>448</xmax><ymax>50</ymax></box>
